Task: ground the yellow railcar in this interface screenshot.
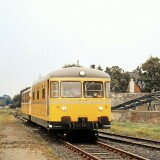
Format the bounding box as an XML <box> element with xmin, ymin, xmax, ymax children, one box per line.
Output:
<box><xmin>21</xmin><ymin>67</ymin><xmax>111</xmax><ymax>138</ymax></box>
<box><xmin>21</xmin><ymin>88</ymin><xmax>31</xmax><ymax>120</ymax></box>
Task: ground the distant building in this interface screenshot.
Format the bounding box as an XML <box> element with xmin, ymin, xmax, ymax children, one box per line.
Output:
<box><xmin>127</xmin><ymin>78</ymin><xmax>141</xmax><ymax>93</ymax></box>
<box><xmin>5</xmin><ymin>105</ymin><xmax>10</xmax><ymax>109</ymax></box>
<box><xmin>127</xmin><ymin>72</ymin><xmax>142</xmax><ymax>93</ymax></box>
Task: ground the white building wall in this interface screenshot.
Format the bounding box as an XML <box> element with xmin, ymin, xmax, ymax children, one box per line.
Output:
<box><xmin>129</xmin><ymin>79</ymin><xmax>135</xmax><ymax>93</ymax></box>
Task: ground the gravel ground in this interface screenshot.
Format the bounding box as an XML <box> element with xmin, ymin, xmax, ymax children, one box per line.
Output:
<box><xmin>99</xmin><ymin>138</ymin><xmax>160</xmax><ymax>160</ymax></box>
<box><xmin>0</xmin><ymin>111</ymin><xmax>83</xmax><ymax>160</ymax></box>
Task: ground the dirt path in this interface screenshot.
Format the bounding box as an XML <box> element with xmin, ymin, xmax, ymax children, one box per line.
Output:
<box><xmin>0</xmin><ymin>110</ymin><xmax>59</xmax><ymax>160</ymax></box>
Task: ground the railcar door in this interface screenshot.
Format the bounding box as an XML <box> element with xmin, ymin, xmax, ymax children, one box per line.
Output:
<box><xmin>46</xmin><ymin>80</ymin><xmax>50</xmax><ymax>117</ymax></box>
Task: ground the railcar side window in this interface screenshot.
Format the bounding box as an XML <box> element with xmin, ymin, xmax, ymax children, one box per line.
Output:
<box><xmin>22</xmin><ymin>92</ymin><xmax>30</xmax><ymax>103</ymax></box>
<box><xmin>22</xmin><ymin>94</ymin><xmax>24</xmax><ymax>103</ymax></box>
<box><xmin>32</xmin><ymin>91</ymin><xmax>35</xmax><ymax>100</ymax></box>
<box><xmin>24</xmin><ymin>94</ymin><xmax>26</xmax><ymax>103</ymax></box>
<box><xmin>24</xmin><ymin>93</ymin><xmax>27</xmax><ymax>103</ymax></box>
<box><xmin>26</xmin><ymin>93</ymin><xmax>28</xmax><ymax>103</ymax></box>
<box><xmin>37</xmin><ymin>88</ymin><xmax>39</xmax><ymax>99</ymax></box>
<box><xmin>105</xmin><ymin>82</ymin><xmax>110</xmax><ymax>98</ymax></box>
<box><xmin>84</xmin><ymin>81</ymin><xmax>103</xmax><ymax>98</ymax></box>
<box><xmin>42</xmin><ymin>85</ymin><xmax>45</xmax><ymax>99</ymax></box>
<box><xmin>50</xmin><ymin>82</ymin><xmax>59</xmax><ymax>98</ymax></box>
<box><xmin>61</xmin><ymin>82</ymin><xmax>81</xmax><ymax>98</ymax></box>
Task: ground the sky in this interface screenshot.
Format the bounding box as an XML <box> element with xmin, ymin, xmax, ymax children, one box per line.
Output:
<box><xmin>0</xmin><ymin>0</ymin><xmax>160</xmax><ymax>98</ymax></box>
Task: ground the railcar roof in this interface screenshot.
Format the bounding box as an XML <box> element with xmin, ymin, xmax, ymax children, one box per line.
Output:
<box><xmin>21</xmin><ymin>88</ymin><xmax>31</xmax><ymax>94</ymax></box>
<box><xmin>33</xmin><ymin>67</ymin><xmax>110</xmax><ymax>85</ymax></box>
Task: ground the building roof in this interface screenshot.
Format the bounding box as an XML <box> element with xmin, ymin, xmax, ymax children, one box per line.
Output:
<box><xmin>127</xmin><ymin>72</ymin><xmax>139</xmax><ymax>80</ymax></box>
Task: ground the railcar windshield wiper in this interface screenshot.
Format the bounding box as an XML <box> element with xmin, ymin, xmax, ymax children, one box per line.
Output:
<box><xmin>86</xmin><ymin>82</ymin><xmax>94</xmax><ymax>89</ymax></box>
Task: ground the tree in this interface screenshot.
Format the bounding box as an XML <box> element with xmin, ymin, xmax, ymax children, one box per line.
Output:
<box><xmin>63</xmin><ymin>64</ymin><xmax>77</xmax><ymax>68</ymax></box>
<box><xmin>0</xmin><ymin>95</ymin><xmax>12</xmax><ymax>107</ymax></box>
<box><xmin>4</xmin><ymin>97</ymin><xmax>12</xmax><ymax>105</ymax></box>
<box><xmin>105</xmin><ymin>66</ymin><xmax>130</xmax><ymax>92</ymax></box>
<box><xmin>105</xmin><ymin>67</ymin><xmax>111</xmax><ymax>75</ymax></box>
<box><xmin>135</xmin><ymin>56</ymin><xmax>160</xmax><ymax>92</ymax></box>
<box><xmin>0</xmin><ymin>100</ymin><xmax>5</xmax><ymax>107</ymax></box>
<box><xmin>97</xmin><ymin>65</ymin><xmax>103</xmax><ymax>71</ymax></box>
<box><xmin>11</xmin><ymin>94</ymin><xmax>21</xmax><ymax>108</ymax></box>
<box><xmin>11</xmin><ymin>87</ymin><xmax>31</xmax><ymax>108</ymax></box>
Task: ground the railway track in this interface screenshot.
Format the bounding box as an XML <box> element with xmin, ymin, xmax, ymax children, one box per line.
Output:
<box><xmin>11</xmin><ymin>112</ymin><xmax>27</xmax><ymax>121</ymax></box>
<box><xmin>98</xmin><ymin>131</ymin><xmax>160</xmax><ymax>151</ymax></box>
<box><xmin>64</xmin><ymin>141</ymin><xmax>148</xmax><ymax>160</ymax></box>
<box><xmin>14</xmin><ymin>114</ymin><xmax>157</xmax><ymax>160</ymax></box>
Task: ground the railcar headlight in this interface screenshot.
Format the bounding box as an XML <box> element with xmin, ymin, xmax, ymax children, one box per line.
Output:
<box><xmin>98</xmin><ymin>106</ymin><xmax>103</xmax><ymax>111</ymax></box>
<box><xmin>79</xmin><ymin>71</ymin><xmax>85</xmax><ymax>76</ymax></box>
<box><xmin>62</xmin><ymin>106</ymin><xmax>67</xmax><ymax>111</ymax></box>
<box><xmin>93</xmin><ymin>92</ymin><xmax>97</xmax><ymax>97</ymax></box>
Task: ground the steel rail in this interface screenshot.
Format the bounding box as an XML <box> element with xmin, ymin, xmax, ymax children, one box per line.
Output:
<box><xmin>98</xmin><ymin>131</ymin><xmax>160</xmax><ymax>150</ymax></box>
<box><xmin>64</xmin><ymin>141</ymin><xmax>100</xmax><ymax>160</ymax></box>
<box><xmin>98</xmin><ymin>131</ymin><xmax>160</xmax><ymax>143</ymax></box>
<box><xmin>97</xmin><ymin>141</ymin><xmax>149</xmax><ymax>160</ymax></box>
<box><xmin>12</xmin><ymin>112</ymin><xmax>28</xmax><ymax>122</ymax></box>
<box><xmin>64</xmin><ymin>141</ymin><xmax>149</xmax><ymax>160</ymax></box>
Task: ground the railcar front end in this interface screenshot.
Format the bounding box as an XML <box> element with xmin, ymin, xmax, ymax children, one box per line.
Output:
<box><xmin>48</xmin><ymin>78</ymin><xmax>111</xmax><ymax>133</ymax></box>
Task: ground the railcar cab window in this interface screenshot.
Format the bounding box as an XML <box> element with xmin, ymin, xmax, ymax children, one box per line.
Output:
<box><xmin>84</xmin><ymin>81</ymin><xmax>103</xmax><ymax>98</ymax></box>
<box><xmin>61</xmin><ymin>82</ymin><xmax>81</xmax><ymax>98</ymax></box>
<box><xmin>105</xmin><ymin>82</ymin><xmax>110</xmax><ymax>98</ymax></box>
<box><xmin>50</xmin><ymin>82</ymin><xmax>59</xmax><ymax>98</ymax></box>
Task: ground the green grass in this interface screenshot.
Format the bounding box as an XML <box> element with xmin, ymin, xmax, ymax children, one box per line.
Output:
<box><xmin>103</xmin><ymin>121</ymin><xmax>160</xmax><ymax>140</ymax></box>
<box><xmin>1</xmin><ymin>108</ymin><xmax>160</xmax><ymax>140</ymax></box>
